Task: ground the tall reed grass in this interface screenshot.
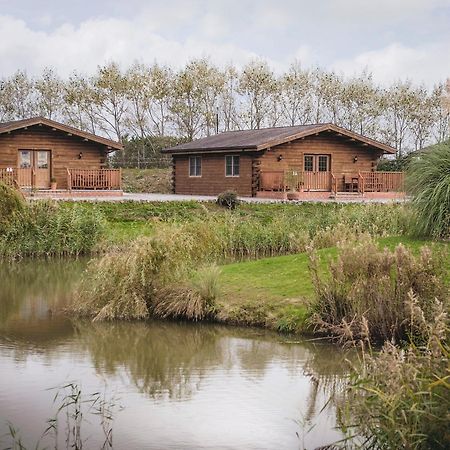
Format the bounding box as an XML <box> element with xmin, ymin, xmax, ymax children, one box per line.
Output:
<box><xmin>340</xmin><ymin>291</ymin><xmax>449</xmax><ymax>450</ymax></box>
<box><xmin>310</xmin><ymin>237</ymin><xmax>448</xmax><ymax>344</ymax></box>
<box><xmin>0</xmin><ymin>183</ymin><xmax>105</xmax><ymax>258</ymax></box>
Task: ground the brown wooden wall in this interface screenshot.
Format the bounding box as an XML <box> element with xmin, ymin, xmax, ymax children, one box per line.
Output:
<box><xmin>173</xmin><ymin>153</ymin><xmax>254</xmax><ymax>196</ymax></box>
<box><xmin>0</xmin><ymin>125</ymin><xmax>107</xmax><ymax>189</ymax></box>
<box><xmin>259</xmin><ymin>133</ymin><xmax>383</xmax><ymax>191</ymax></box>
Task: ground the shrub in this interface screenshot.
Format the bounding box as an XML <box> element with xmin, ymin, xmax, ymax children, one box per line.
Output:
<box><xmin>407</xmin><ymin>141</ymin><xmax>450</xmax><ymax>239</ymax></box>
<box><xmin>341</xmin><ymin>292</ymin><xmax>449</xmax><ymax>450</ymax></box>
<box><xmin>310</xmin><ymin>237</ymin><xmax>448</xmax><ymax>344</ymax></box>
<box><xmin>216</xmin><ymin>191</ymin><xmax>239</xmax><ymax>209</ymax></box>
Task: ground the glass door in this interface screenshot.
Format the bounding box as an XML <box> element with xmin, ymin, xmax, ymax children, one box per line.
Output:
<box><xmin>18</xmin><ymin>150</ymin><xmax>51</xmax><ymax>188</ymax></box>
<box><xmin>303</xmin><ymin>155</ymin><xmax>331</xmax><ymax>190</ymax></box>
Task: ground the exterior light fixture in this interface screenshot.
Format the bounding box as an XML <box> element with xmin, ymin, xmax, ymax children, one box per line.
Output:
<box><xmin>277</xmin><ymin>154</ymin><xmax>283</xmax><ymax>162</ymax></box>
<box><xmin>353</xmin><ymin>155</ymin><xmax>358</xmax><ymax>163</ymax></box>
<box><xmin>78</xmin><ymin>152</ymin><xmax>83</xmax><ymax>159</ymax></box>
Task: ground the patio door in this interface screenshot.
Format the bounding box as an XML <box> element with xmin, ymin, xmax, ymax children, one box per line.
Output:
<box><xmin>18</xmin><ymin>150</ymin><xmax>51</xmax><ymax>188</ymax></box>
<box><xmin>303</xmin><ymin>154</ymin><xmax>331</xmax><ymax>191</ymax></box>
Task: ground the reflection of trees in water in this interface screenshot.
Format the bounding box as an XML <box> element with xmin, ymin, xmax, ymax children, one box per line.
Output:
<box><xmin>0</xmin><ymin>259</ymin><xmax>86</xmax><ymax>325</ymax></box>
<box><xmin>301</xmin><ymin>341</ymin><xmax>354</xmax><ymax>425</ymax></box>
<box><xmin>0</xmin><ymin>259</ymin><xmax>86</xmax><ymax>356</ymax></box>
<box><xmin>75</xmin><ymin>321</ymin><xmax>350</xmax><ymax>406</ymax></box>
<box><xmin>74</xmin><ymin>321</ymin><xmax>226</xmax><ymax>399</ymax></box>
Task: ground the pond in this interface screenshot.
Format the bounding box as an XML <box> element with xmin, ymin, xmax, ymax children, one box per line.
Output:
<box><xmin>0</xmin><ymin>259</ymin><xmax>350</xmax><ymax>450</ymax></box>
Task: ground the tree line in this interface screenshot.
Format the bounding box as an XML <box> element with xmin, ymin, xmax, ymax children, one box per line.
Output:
<box><xmin>1</xmin><ymin>60</ymin><xmax>449</xmax><ymax>163</ymax></box>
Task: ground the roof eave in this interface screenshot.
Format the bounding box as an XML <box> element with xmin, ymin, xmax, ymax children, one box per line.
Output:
<box><xmin>0</xmin><ymin>117</ymin><xmax>123</xmax><ymax>151</ymax></box>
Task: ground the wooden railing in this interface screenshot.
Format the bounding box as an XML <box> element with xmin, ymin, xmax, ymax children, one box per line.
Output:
<box><xmin>359</xmin><ymin>171</ymin><xmax>404</xmax><ymax>194</ymax></box>
<box><xmin>259</xmin><ymin>168</ymin><xmax>331</xmax><ymax>191</ymax></box>
<box><xmin>67</xmin><ymin>168</ymin><xmax>122</xmax><ymax>190</ymax></box>
<box><xmin>0</xmin><ymin>168</ymin><xmax>33</xmax><ymax>188</ymax></box>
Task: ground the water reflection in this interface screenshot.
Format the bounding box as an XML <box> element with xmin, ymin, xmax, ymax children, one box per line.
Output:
<box><xmin>0</xmin><ymin>259</ymin><xmax>350</xmax><ymax>449</ymax></box>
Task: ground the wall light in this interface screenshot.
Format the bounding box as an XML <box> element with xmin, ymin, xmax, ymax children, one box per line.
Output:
<box><xmin>353</xmin><ymin>155</ymin><xmax>358</xmax><ymax>163</ymax></box>
<box><xmin>78</xmin><ymin>152</ymin><xmax>83</xmax><ymax>159</ymax></box>
<box><xmin>277</xmin><ymin>154</ymin><xmax>283</xmax><ymax>162</ymax></box>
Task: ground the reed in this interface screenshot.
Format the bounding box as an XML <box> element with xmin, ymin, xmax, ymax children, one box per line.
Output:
<box><xmin>310</xmin><ymin>237</ymin><xmax>448</xmax><ymax>344</ymax></box>
<box><xmin>0</xmin><ymin>200</ymin><xmax>105</xmax><ymax>258</ymax></box>
<box><xmin>340</xmin><ymin>291</ymin><xmax>449</xmax><ymax>450</ymax></box>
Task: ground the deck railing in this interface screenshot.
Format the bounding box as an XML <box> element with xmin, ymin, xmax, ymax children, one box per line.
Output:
<box><xmin>67</xmin><ymin>168</ymin><xmax>122</xmax><ymax>190</ymax></box>
<box><xmin>359</xmin><ymin>171</ymin><xmax>404</xmax><ymax>194</ymax></box>
<box><xmin>259</xmin><ymin>169</ymin><xmax>405</xmax><ymax>194</ymax></box>
<box><xmin>0</xmin><ymin>168</ymin><xmax>33</xmax><ymax>188</ymax></box>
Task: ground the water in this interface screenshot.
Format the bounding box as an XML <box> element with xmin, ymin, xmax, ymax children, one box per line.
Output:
<box><xmin>0</xmin><ymin>259</ymin><xmax>349</xmax><ymax>450</ymax></box>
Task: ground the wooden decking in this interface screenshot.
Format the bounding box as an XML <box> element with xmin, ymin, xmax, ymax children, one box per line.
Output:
<box><xmin>258</xmin><ymin>169</ymin><xmax>404</xmax><ymax>195</ymax></box>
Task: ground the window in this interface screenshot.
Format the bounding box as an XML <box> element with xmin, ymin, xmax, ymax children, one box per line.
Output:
<box><xmin>225</xmin><ymin>155</ymin><xmax>240</xmax><ymax>177</ymax></box>
<box><xmin>304</xmin><ymin>155</ymin><xmax>314</xmax><ymax>172</ymax></box>
<box><xmin>318</xmin><ymin>155</ymin><xmax>329</xmax><ymax>172</ymax></box>
<box><xmin>19</xmin><ymin>150</ymin><xmax>31</xmax><ymax>169</ymax></box>
<box><xmin>189</xmin><ymin>156</ymin><xmax>202</xmax><ymax>177</ymax></box>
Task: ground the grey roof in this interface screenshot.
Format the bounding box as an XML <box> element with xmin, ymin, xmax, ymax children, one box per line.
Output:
<box><xmin>163</xmin><ymin>123</ymin><xmax>396</xmax><ymax>154</ymax></box>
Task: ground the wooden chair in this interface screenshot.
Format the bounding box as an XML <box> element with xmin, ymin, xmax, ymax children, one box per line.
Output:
<box><xmin>344</xmin><ymin>174</ymin><xmax>359</xmax><ymax>192</ymax></box>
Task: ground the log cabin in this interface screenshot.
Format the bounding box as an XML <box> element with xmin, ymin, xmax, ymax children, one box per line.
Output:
<box><xmin>0</xmin><ymin>117</ymin><xmax>123</xmax><ymax>192</ymax></box>
<box><xmin>163</xmin><ymin>124</ymin><xmax>404</xmax><ymax>199</ymax></box>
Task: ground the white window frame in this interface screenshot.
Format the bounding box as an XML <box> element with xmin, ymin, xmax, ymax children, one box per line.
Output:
<box><xmin>225</xmin><ymin>155</ymin><xmax>240</xmax><ymax>177</ymax></box>
<box><xmin>189</xmin><ymin>155</ymin><xmax>202</xmax><ymax>177</ymax></box>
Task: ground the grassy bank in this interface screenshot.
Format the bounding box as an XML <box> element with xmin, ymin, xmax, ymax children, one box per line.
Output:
<box><xmin>216</xmin><ymin>236</ymin><xmax>449</xmax><ymax>333</ymax></box>
<box><xmin>122</xmin><ymin>167</ymin><xmax>172</xmax><ymax>193</ymax></box>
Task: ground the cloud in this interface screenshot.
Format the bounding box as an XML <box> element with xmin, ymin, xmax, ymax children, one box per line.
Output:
<box><xmin>332</xmin><ymin>42</ymin><xmax>450</xmax><ymax>86</ymax></box>
<box><xmin>0</xmin><ymin>14</ymin><xmax>265</xmax><ymax>77</ymax></box>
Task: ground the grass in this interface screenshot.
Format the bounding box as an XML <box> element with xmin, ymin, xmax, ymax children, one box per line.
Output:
<box><xmin>122</xmin><ymin>167</ymin><xmax>172</xmax><ymax>193</ymax></box>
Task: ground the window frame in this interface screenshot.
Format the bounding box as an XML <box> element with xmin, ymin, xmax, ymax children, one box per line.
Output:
<box><xmin>225</xmin><ymin>155</ymin><xmax>240</xmax><ymax>177</ymax></box>
<box><xmin>189</xmin><ymin>155</ymin><xmax>202</xmax><ymax>177</ymax></box>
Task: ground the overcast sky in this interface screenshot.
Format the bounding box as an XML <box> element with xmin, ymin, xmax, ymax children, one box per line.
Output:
<box><xmin>1</xmin><ymin>0</ymin><xmax>449</xmax><ymax>86</ymax></box>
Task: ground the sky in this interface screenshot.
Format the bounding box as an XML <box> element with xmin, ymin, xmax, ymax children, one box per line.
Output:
<box><xmin>0</xmin><ymin>0</ymin><xmax>449</xmax><ymax>86</ymax></box>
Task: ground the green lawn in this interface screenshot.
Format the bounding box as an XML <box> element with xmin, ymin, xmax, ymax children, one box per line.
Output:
<box><xmin>216</xmin><ymin>236</ymin><xmax>449</xmax><ymax>333</ymax></box>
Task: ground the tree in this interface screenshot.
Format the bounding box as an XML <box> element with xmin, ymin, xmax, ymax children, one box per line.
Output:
<box><xmin>170</xmin><ymin>59</ymin><xmax>224</xmax><ymax>139</ymax></box>
<box><xmin>35</xmin><ymin>67</ymin><xmax>64</xmax><ymax>120</ymax></box>
<box><xmin>238</xmin><ymin>60</ymin><xmax>276</xmax><ymax>129</ymax></box>
<box><xmin>279</xmin><ymin>62</ymin><xmax>313</xmax><ymax>126</ymax></box>
<box><xmin>63</xmin><ymin>72</ymin><xmax>99</xmax><ymax>134</ymax></box>
<box><xmin>0</xmin><ymin>70</ymin><xmax>36</xmax><ymax>120</ymax></box>
<box><xmin>91</xmin><ymin>62</ymin><xmax>129</xmax><ymax>141</ymax></box>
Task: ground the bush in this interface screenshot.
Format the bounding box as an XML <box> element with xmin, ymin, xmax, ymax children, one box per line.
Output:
<box><xmin>310</xmin><ymin>237</ymin><xmax>448</xmax><ymax>344</ymax></box>
<box><xmin>407</xmin><ymin>141</ymin><xmax>450</xmax><ymax>239</ymax></box>
<box><xmin>216</xmin><ymin>191</ymin><xmax>239</xmax><ymax>209</ymax></box>
<box><xmin>341</xmin><ymin>292</ymin><xmax>449</xmax><ymax>450</ymax></box>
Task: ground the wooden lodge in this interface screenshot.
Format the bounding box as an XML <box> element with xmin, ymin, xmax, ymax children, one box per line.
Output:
<box><xmin>163</xmin><ymin>124</ymin><xmax>404</xmax><ymax>199</ymax></box>
<box><xmin>0</xmin><ymin>117</ymin><xmax>123</xmax><ymax>193</ymax></box>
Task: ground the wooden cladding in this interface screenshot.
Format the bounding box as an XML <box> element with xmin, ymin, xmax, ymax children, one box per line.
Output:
<box><xmin>0</xmin><ymin>125</ymin><xmax>110</xmax><ymax>190</ymax></box>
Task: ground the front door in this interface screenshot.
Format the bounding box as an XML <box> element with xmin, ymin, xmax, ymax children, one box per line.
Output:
<box><xmin>303</xmin><ymin>154</ymin><xmax>331</xmax><ymax>191</ymax></box>
<box><xmin>18</xmin><ymin>150</ymin><xmax>51</xmax><ymax>188</ymax></box>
